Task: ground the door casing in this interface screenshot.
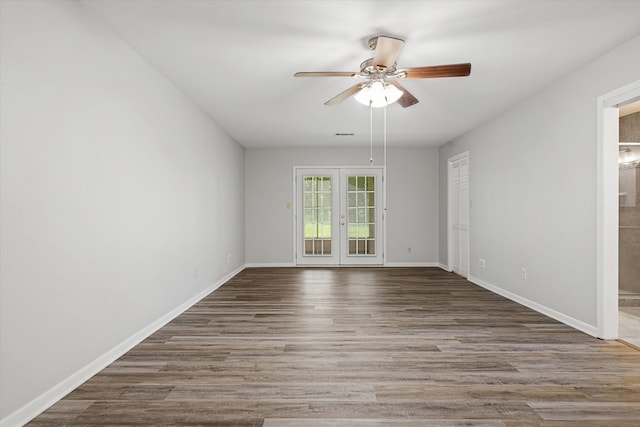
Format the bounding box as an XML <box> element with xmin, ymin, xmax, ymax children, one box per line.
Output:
<box><xmin>294</xmin><ymin>166</ymin><xmax>385</xmax><ymax>266</ymax></box>
<box><xmin>597</xmin><ymin>80</ymin><xmax>640</xmax><ymax>339</ymax></box>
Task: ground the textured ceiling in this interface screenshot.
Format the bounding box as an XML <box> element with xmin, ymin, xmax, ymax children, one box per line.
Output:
<box><xmin>80</xmin><ymin>0</ymin><xmax>640</xmax><ymax>148</ymax></box>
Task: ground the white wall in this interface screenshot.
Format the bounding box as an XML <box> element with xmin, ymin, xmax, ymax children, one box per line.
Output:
<box><xmin>245</xmin><ymin>146</ymin><xmax>439</xmax><ymax>265</ymax></box>
<box><xmin>0</xmin><ymin>0</ymin><xmax>245</xmax><ymax>422</ymax></box>
<box><xmin>386</xmin><ymin>147</ymin><xmax>440</xmax><ymax>264</ymax></box>
<box><xmin>439</xmin><ymin>36</ymin><xmax>640</xmax><ymax>331</ymax></box>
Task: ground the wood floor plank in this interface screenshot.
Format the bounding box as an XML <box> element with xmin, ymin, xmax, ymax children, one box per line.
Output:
<box><xmin>28</xmin><ymin>267</ymin><xmax>640</xmax><ymax>425</ymax></box>
<box><xmin>263</xmin><ymin>420</ymin><xmax>506</xmax><ymax>427</ymax></box>
<box><xmin>166</xmin><ymin>383</ymin><xmax>377</xmax><ymax>402</ymax></box>
<box><xmin>529</xmin><ymin>402</ymin><xmax>640</xmax><ymax>420</ymax></box>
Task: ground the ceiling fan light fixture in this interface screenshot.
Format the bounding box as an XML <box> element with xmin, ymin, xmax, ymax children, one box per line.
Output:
<box><xmin>294</xmin><ymin>35</ymin><xmax>470</xmax><ymax>108</ymax></box>
<box><xmin>354</xmin><ymin>81</ymin><xmax>403</xmax><ymax>108</ymax></box>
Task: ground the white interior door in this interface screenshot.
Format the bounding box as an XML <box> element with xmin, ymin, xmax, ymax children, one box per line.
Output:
<box><xmin>458</xmin><ymin>158</ymin><xmax>469</xmax><ymax>276</ymax></box>
<box><xmin>296</xmin><ymin>167</ymin><xmax>383</xmax><ymax>266</ymax></box>
<box><xmin>449</xmin><ymin>154</ymin><xmax>469</xmax><ymax>277</ymax></box>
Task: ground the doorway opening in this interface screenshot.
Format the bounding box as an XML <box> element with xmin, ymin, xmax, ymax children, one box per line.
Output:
<box><xmin>597</xmin><ymin>80</ymin><xmax>640</xmax><ymax>340</ymax></box>
<box><xmin>294</xmin><ymin>167</ymin><xmax>384</xmax><ymax>266</ymax></box>
<box><xmin>618</xmin><ymin>100</ymin><xmax>640</xmax><ymax>348</ymax></box>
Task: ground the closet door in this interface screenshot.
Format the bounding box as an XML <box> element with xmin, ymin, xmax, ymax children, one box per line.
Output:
<box><xmin>449</xmin><ymin>153</ymin><xmax>469</xmax><ymax>277</ymax></box>
<box><xmin>458</xmin><ymin>158</ymin><xmax>469</xmax><ymax>277</ymax></box>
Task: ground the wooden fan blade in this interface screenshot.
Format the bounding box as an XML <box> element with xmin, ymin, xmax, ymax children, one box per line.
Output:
<box><xmin>324</xmin><ymin>83</ymin><xmax>365</xmax><ymax>105</ymax></box>
<box><xmin>389</xmin><ymin>81</ymin><xmax>419</xmax><ymax>108</ymax></box>
<box><xmin>403</xmin><ymin>63</ymin><xmax>471</xmax><ymax>79</ymax></box>
<box><xmin>372</xmin><ymin>36</ymin><xmax>404</xmax><ymax>70</ymax></box>
<box><xmin>294</xmin><ymin>71</ymin><xmax>359</xmax><ymax>77</ymax></box>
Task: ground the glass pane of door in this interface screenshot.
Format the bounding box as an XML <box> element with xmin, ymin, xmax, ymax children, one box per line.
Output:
<box><xmin>296</xmin><ymin>168</ymin><xmax>339</xmax><ymax>265</ymax></box>
<box><xmin>346</xmin><ymin>174</ymin><xmax>376</xmax><ymax>255</ymax></box>
<box><xmin>303</xmin><ymin>176</ymin><xmax>332</xmax><ymax>255</ymax></box>
<box><xmin>340</xmin><ymin>168</ymin><xmax>383</xmax><ymax>265</ymax></box>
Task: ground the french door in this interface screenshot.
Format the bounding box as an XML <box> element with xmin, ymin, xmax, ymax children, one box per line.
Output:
<box><xmin>295</xmin><ymin>168</ymin><xmax>383</xmax><ymax>265</ymax></box>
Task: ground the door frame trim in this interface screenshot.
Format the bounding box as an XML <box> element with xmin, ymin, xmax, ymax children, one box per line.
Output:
<box><xmin>447</xmin><ymin>151</ymin><xmax>470</xmax><ymax>276</ymax></box>
<box><xmin>292</xmin><ymin>165</ymin><xmax>386</xmax><ymax>266</ymax></box>
<box><xmin>596</xmin><ymin>80</ymin><xmax>640</xmax><ymax>339</ymax></box>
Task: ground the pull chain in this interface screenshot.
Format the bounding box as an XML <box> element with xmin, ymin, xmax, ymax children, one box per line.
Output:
<box><xmin>382</xmin><ymin>95</ymin><xmax>389</xmax><ymax>168</ymax></box>
<box><xmin>369</xmin><ymin>100</ymin><xmax>373</xmax><ymax>165</ymax></box>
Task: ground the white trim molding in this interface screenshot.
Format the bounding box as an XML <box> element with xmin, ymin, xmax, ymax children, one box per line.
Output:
<box><xmin>596</xmin><ymin>80</ymin><xmax>640</xmax><ymax>339</ymax></box>
<box><xmin>248</xmin><ymin>263</ymin><xmax>442</xmax><ymax>268</ymax></box>
<box><xmin>384</xmin><ymin>262</ymin><xmax>441</xmax><ymax>267</ymax></box>
<box><xmin>245</xmin><ymin>263</ymin><xmax>296</xmax><ymax>268</ymax></box>
<box><xmin>1</xmin><ymin>265</ymin><xmax>247</xmax><ymax>427</ymax></box>
<box><xmin>438</xmin><ymin>263</ymin><xmax>452</xmax><ymax>271</ymax></box>
<box><xmin>468</xmin><ymin>275</ymin><xmax>598</xmax><ymax>337</ymax></box>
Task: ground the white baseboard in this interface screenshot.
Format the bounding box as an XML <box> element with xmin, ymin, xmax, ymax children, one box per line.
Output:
<box><xmin>247</xmin><ymin>262</ymin><xmax>443</xmax><ymax>268</ymax></box>
<box><xmin>384</xmin><ymin>262</ymin><xmax>441</xmax><ymax>267</ymax></box>
<box><xmin>245</xmin><ymin>263</ymin><xmax>295</xmax><ymax>268</ymax></box>
<box><xmin>467</xmin><ymin>274</ymin><xmax>598</xmax><ymax>337</ymax></box>
<box><xmin>245</xmin><ymin>262</ymin><xmax>447</xmax><ymax>270</ymax></box>
<box><xmin>1</xmin><ymin>264</ymin><xmax>247</xmax><ymax>427</ymax></box>
<box><xmin>438</xmin><ymin>263</ymin><xmax>451</xmax><ymax>271</ymax></box>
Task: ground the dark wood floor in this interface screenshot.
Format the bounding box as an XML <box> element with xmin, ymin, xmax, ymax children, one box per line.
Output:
<box><xmin>30</xmin><ymin>267</ymin><xmax>640</xmax><ymax>426</ymax></box>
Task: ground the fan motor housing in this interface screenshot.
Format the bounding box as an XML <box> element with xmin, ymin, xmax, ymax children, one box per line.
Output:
<box><xmin>360</xmin><ymin>58</ymin><xmax>397</xmax><ymax>74</ymax></box>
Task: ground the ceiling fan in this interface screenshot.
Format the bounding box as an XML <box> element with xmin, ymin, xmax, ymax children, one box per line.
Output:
<box><xmin>294</xmin><ymin>35</ymin><xmax>471</xmax><ymax>108</ymax></box>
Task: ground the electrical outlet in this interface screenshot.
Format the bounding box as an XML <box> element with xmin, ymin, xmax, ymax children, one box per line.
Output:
<box><xmin>407</xmin><ymin>247</ymin><xmax>412</xmax><ymax>253</ymax></box>
<box><xmin>479</xmin><ymin>259</ymin><xmax>486</xmax><ymax>268</ymax></box>
<box><xmin>521</xmin><ymin>267</ymin><xmax>527</xmax><ymax>279</ymax></box>
<box><xmin>227</xmin><ymin>254</ymin><xmax>231</xmax><ymax>263</ymax></box>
